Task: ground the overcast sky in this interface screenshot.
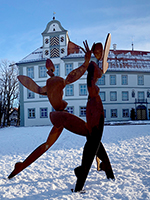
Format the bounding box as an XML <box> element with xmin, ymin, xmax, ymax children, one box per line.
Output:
<box><xmin>0</xmin><ymin>0</ymin><xmax>150</xmax><ymax>62</ymax></box>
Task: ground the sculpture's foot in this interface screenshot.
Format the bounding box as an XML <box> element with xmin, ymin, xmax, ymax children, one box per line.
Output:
<box><xmin>74</xmin><ymin>166</ymin><xmax>89</xmax><ymax>192</ymax></box>
<box><xmin>74</xmin><ymin>166</ymin><xmax>83</xmax><ymax>178</ymax></box>
<box><xmin>100</xmin><ymin>161</ymin><xmax>115</xmax><ymax>180</ymax></box>
<box><xmin>96</xmin><ymin>156</ymin><xmax>100</xmax><ymax>171</ymax></box>
<box><xmin>8</xmin><ymin>162</ymin><xmax>23</xmax><ymax>179</ymax></box>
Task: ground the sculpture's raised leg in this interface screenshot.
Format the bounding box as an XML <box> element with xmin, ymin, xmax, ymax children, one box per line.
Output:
<box><xmin>96</xmin><ymin>142</ymin><xmax>115</xmax><ymax>179</ymax></box>
<box><xmin>50</xmin><ymin>111</ymin><xmax>89</xmax><ymax>136</ymax></box>
<box><xmin>50</xmin><ymin>111</ymin><xmax>114</xmax><ymax>191</ymax></box>
<box><xmin>74</xmin><ymin>117</ymin><xmax>104</xmax><ymax>192</ymax></box>
<box><xmin>8</xmin><ymin>126</ymin><xmax>63</xmax><ymax>179</ymax></box>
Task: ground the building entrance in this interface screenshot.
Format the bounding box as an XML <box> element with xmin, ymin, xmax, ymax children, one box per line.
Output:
<box><xmin>136</xmin><ymin>105</ymin><xmax>147</xmax><ymax>120</ymax></box>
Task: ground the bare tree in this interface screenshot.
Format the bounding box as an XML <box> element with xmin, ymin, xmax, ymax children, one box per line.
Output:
<box><xmin>0</xmin><ymin>60</ymin><xmax>19</xmax><ymax>127</ymax></box>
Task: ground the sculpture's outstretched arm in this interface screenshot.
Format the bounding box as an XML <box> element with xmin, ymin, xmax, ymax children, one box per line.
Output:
<box><xmin>65</xmin><ymin>41</ymin><xmax>91</xmax><ymax>85</ymax></box>
<box><xmin>102</xmin><ymin>33</ymin><xmax>111</xmax><ymax>74</ymax></box>
<box><xmin>8</xmin><ymin>126</ymin><xmax>63</xmax><ymax>179</ymax></box>
<box><xmin>18</xmin><ymin>75</ymin><xmax>47</xmax><ymax>95</ymax></box>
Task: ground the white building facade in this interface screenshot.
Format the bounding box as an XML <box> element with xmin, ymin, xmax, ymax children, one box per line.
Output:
<box><xmin>17</xmin><ymin>18</ymin><xmax>150</xmax><ymax>126</ymax></box>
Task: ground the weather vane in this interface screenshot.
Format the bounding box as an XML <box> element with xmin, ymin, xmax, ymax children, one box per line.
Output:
<box><xmin>53</xmin><ymin>12</ymin><xmax>56</xmax><ymax>20</ymax></box>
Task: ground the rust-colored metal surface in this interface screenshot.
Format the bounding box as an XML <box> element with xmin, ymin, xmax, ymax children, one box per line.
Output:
<box><xmin>8</xmin><ymin>35</ymin><xmax>114</xmax><ymax>193</ymax></box>
<box><xmin>74</xmin><ymin>34</ymin><xmax>114</xmax><ymax>192</ymax></box>
<box><xmin>8</xmin><ymin>41</ymin><xmax>91</xmax><ymax>179</ymax></box>
<box><xmin>67</xmin><ymin>41</ymin><xmax>80</xmax><ymax>55</ymax></box>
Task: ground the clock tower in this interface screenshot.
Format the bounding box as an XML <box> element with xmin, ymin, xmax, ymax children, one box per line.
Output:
<box><xmin>42</xmin><ymin>17</ymin><xmax>69</xmax><ymax>59</ymax></box>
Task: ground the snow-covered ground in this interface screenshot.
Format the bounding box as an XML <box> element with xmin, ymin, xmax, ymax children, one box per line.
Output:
<box><xmin>0</xmin><ymin>124</ymin><xmax>150</xmax><ymax>199</ymax></box>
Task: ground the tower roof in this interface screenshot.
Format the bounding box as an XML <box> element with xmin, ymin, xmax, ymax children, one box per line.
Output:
<box><xmin>42</xmin><ymin>19</ymin><xmax>67</xmax><ymax>35</ymax></box>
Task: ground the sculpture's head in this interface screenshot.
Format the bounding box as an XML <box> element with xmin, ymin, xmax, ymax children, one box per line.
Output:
<box><xmin>46</xmin><ymin>59</ymin><xmax>55</xmax><ymax>77</ymax></box>
<box><xmin>92</xmin><ymin>43</ymin><xmax>103</xmax><ymax>60</ymax></box>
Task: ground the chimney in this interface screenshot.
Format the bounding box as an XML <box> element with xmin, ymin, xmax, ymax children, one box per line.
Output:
<box><xmin>132</xmin><ymin>42</ymin><xmax>134</xmax><ymax>51</ymax></box>
<box><xmin>113</xmin><ymin>44</ymin><xmax>117</xmax><ymax>51</ymax></box>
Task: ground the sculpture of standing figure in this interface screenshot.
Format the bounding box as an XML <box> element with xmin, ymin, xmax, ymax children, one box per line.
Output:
<box><xmin>74</xmin><ymin>34</ymin><xmax>115</xmax><ymax>192</ymax></box>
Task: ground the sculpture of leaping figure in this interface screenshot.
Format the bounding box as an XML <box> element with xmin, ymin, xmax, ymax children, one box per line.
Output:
<box><xmin>8</xmin><ymin>35</ymin><xmax>114</xmax><ymax>192</ymax></box>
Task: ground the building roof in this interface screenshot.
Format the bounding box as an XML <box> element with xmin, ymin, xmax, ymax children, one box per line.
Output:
<box><xmin>18</xmin><ymin>47</ymin><xmax>45</xmax><ymax>64</ymax></box>
<box><xmin>18</xmin><ymin>45</ymin><xmax>150</xmax><ymax>72</ymax></box>
<box><xmin>108</xmin><ymin>49</ymin><xmax>150</xmax><ymax>72</ymax></box>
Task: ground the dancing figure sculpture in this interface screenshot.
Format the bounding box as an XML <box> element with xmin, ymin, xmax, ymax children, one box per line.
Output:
<box><xmin>8</xmin><ymin>35</ymin><xmax>114</xmax><ymax>192</ymax></box>
<box><xmin>74</xmin><ymin>34</ymin><xmax>115</xmax><ymax>192</ymax></box>
<box><xmin>8</xmin><ymin>40</ymin><xmax>91</xmax><ymax>179</ymax></box>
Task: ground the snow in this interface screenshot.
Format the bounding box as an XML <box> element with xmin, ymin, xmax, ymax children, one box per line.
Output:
<box><xmin>19</xmin><ymin>47</ymin><xmax>44</xmax><ymax>63</ymax></box>
<box><xmin>0</xmin><ymin>125</ymin><xmax>150</xmax><ymax>199</ymax></box>
<box><xmin>18</xmin><ymin>46</ymin><xmax>150</xmax><ymax>73</ymax></box>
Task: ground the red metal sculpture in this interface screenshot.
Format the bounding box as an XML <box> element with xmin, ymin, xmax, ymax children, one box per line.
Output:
<box><xmin>8</xmin><ymin>34</ymin><xmax>114</xmax><ymax>192</ymax></box>
<box><xmin>74</xmin><ymin>34</ymin><xmax>115</xmax><ymax>192</ymax></box>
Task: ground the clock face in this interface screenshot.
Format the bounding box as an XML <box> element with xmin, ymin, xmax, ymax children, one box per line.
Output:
<box><xmin>61</xmin><ymin>36</ymin><xmax>64</xmax><ymax>42</ymax></box>
<box><xmin>61</xmin><ymin>48</ymin><xmax>65</xmax><ymax>54</ymax></box>
<box><xmin>45</xmin><ymin>38</ymin><xmax>49</xmax><ymax>44</ymax></box>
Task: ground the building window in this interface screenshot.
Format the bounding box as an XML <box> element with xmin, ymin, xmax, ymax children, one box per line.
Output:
<box><xmin>111</xmin><ymin>109</ymin><xmax>117</xmax><ymax>118</ymax></box>
<box><xmin>54</xmin><ymin>64</ymin><xmax>60</xmax><ymax>76</ymax></box>
<box><xmin>61</xmin><ymin>36</ymin><xmax>64</xmax><ymax>42</ymax></box>
<box><xmin>138</xmin><ymin>91</ymin><xmax>144</xmax><ymax>102</ymax></box>
<box><xmin>149</xmin><ymin>109</ymin><xmax>150</xmax><ymax>119</ymax></box>
<box><xmin>122</xmin><ymin>109</ymin><xmax>129</xmax><ymax>118</ymax></box>
<box><xmin>39</xmin><ymin>94</ymin><xmax>47</xmax><ymax>98</ymax></box>
<box><xmin>40</xmin><ymin>108</ymin><xmax>48</xmax><ymax>118</ymax></box>
<box><xmin>28</xmin><ymin>108</ymin><xmax>35</xmax><ymax>119</ymax></box>
<box><xmin>80</xmin><ymin>106</ymin><xmax>86</xmax><ymax>117</ymax></box>
<box><xmin>122</xmin><ymin>75</ymin><xmax>128</xmax><ymax>85</ymax></box>
<box><xmin>132</xmin><ymin>90</ymin><xmax>135</xmax><ymax>98</ymax></box>
<box><xmin>97</xmin><ymin>75</ymin><xmax>105</xmax><ymax>85</ymax></box>
<box><xmin>39</xmin><ymin>66</ymin><xmax>47</xmax><ymax>78</ymax></box>
<box><xmin>65</xmin><ymin>63</ymin><xmax>73</xmax><ymax>75</ymax></box>
<box><xmin>138</xmin><ymin>75</ymin><xmax>144</xmax><ymax>85</ymax></box>
<box><xmin>61</xmin><ymin>48</ymin><xmax>65</xmax><ymax>54</ymax></box>
<box><xmin>27</xmin><ymin>90</ymin><xmax>35</xmax><ymax>99</ymax></box>
<box><xmin>79</xmin><ymin>84</ymin><xmax>87</xmax><ymax>96</ymax></box>
<box><xmin>147</xmin><ymin>90</ymin><xmax>150</xmax><ymax>98</ymax></box>
<box><xmin>104</xmin><ymin>109</ymin><xmax>106</xmax><ymax>118</ymax></box>
<box><xmin>99</xmin><ymin>92</ymin><xmax>105</xmax><ymax>101</ymax></box>
<box><xmin>65</xmin><ymin>85</ymin><xmax>74</xmax><ymax>96</ymax></box>
<box><xmin>110</xmin><ymin>91</ymin><xmax>117</xmax><ymax>101</ymax></box>
<box><xmin>27</xmin><ymin>67</ymin><xmax>34</xmax><ymax>79</ymax></box>
<box><xmin>45</xmin><ymin>50</ymin><xmax>49</xmax><ymax>56</ymax></box>
<box><xmin>122</xmin><ymin>91</ymin><xmax>129</xmax><ymax>101</ymax></box>
<box><xmin>45</xmin><ymin>38</ymin><xmax>49</xmax><ymax>44</ymax></box>
<box><xmin>67</xmin><ymin>106</ymin><xmax>74</xmax><ymax>114</ymax></box>
<box><xmin>110</xmin><ymin>75</ymin><xmax>116</xmax><ymax>85</ymax></box>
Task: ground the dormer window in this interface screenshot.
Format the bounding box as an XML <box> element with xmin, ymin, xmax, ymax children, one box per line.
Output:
<box><xmin>53</xmin><ymin>28</ymin><xmax>55</xmax><ymax>31</ymax></box>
